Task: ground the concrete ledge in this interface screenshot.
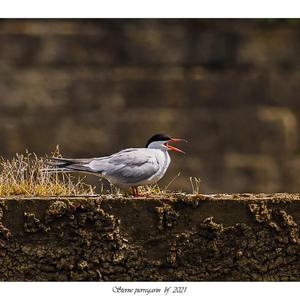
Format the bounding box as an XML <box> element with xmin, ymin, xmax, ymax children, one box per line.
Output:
<box><xmin>0</xmin><ymin>193</ymin><xmax>299</xmax><ymax>281</ymax></box>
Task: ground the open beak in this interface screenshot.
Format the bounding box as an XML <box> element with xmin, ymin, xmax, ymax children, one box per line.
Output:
<box><xmin>165</xmin><ymin>138</ymin><xmax>187</xmax><ymax>154</ymax></box>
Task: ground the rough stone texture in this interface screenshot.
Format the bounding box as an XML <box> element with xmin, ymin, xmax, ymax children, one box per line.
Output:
<box><xmin>1</xmin><ymin>20</ymin><xmax>300</xmax><ymax>193</ymax></box>
<box><xmin>0</xmin><ymin>193</ymin><xmax>299</xmax><ymax>281</ymax></box>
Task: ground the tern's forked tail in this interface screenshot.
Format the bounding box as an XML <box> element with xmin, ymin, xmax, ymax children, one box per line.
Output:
<box><xmin>44</xmin><ymin>157</ymin><xmax>96</xmax><ymax>174</ymax></box>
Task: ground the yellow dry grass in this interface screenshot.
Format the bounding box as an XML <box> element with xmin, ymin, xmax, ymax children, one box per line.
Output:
<box><xmin>0</xmin><ymin>147</ymin><xmax>95</xmax><ymax>197</ymax></box>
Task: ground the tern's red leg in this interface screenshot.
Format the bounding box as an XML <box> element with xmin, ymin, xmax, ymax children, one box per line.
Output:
<box><xmin>131</xmin><ymin>187</ymin><xmax>136</xmax><ymax>196</ymax></box>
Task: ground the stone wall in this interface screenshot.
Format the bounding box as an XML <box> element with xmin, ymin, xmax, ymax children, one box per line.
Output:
<box><xmin>1</xmin><ymin>20</ymin><xmax>300</xmax><ymax>193</ymax></box>
<box><xmin>0</xmin><ymin>194</ymin><xmax>299</xmax><ymax>281</ymax></box>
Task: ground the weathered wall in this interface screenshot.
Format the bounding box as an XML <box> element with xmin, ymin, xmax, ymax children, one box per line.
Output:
<box><xmin>1</xmin><ymin>20</ymin><xmax>300</xmax><ymax>193</ymax></box>
<box><xmin>0</xmin><ymin>194</ymin><xmax>299</xmax><ymax>281</ymax></box>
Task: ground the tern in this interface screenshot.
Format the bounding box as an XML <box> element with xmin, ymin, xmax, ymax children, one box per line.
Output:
<box><xmin>48</xmin><ymin>133</ymin><xmax>186</xmax><ymax>196</ymax></box>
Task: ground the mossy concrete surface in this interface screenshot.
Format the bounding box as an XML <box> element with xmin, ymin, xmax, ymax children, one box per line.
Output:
<box><xmin>0</xmin><ymin>193</ymin><xmax>299</xmax><ymax>281</ymax></box>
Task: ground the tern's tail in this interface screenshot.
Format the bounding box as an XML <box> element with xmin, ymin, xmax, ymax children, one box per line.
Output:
<box><xmin>45</xmin><ymin>157</ymin><xmax>95</xmax><ymax>173</ymax></box>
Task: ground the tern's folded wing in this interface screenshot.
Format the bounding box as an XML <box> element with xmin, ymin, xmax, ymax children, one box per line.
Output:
<box><xmin>88</xmin><ymin>149</ymin><xmax>160</xmax><ymax>184</ymax></box>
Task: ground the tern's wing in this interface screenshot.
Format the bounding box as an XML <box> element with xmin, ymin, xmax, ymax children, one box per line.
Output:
<box><xmin>88</xmin><ymin>148</ymin><xmax>160</xmax><ymax>184</ymax></box>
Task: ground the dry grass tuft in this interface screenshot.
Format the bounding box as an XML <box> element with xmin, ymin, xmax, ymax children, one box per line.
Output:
<box><xmin>138</xmin><ymin>183</ymin><xmax>164</xmax><ymax>196</ymax></box>
<box><xmin>0</xmin><ymin>147</ymin><xmax>95</xmax><ymax>197</ymax></box>
<box><xmin>189</xmin><ymin>177</ymin><xmax>202</xmax><ymax>194</ymax></box>
<box><xmin>137</xmin><ymin>173</ymin><xmax>182</xmax><ymax>196</ymax></box>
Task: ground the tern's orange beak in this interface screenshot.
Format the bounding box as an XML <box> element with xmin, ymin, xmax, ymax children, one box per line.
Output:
<box><xmin>165</xmin><ymin>138</ymin><xmax>187</xmax><ymax>154</ymax></box>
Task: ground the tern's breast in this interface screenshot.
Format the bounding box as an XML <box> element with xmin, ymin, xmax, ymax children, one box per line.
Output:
<box><xmin>151</xmin><ymin>150</ymin><xmax>171</xmax><ymax>182</ymax></box>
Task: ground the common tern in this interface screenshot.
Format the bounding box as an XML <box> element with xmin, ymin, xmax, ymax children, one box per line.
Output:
<box><xmin>48</xmin><ymin>133</ymin><xmax>186</xmax><ymax>196</ymax></box>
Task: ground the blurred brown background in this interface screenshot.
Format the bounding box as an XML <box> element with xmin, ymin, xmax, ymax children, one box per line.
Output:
<box><xmin>1</xmin><ymin>19</ymin><xmax>300</xmax><ymax>193</ymax></box>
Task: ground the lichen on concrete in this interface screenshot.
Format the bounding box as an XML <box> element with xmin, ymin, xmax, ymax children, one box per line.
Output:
<box><xmin>0</xmin><ymin>193</ymin><xmax>299</xmax><ymax>281</ymax></box>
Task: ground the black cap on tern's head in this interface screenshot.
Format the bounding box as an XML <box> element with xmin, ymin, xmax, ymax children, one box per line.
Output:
<box><xmin>145</xmin><ymin>133</ymin><xmax>172</xmax><ymax>147</ymax></box>
<box><xmin>145</xmin><ymin>133</ymin><xmax>186</xmax><ymax>154</ymax></box>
